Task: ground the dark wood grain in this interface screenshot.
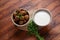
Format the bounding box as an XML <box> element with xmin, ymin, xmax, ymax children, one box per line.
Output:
<box><xmin>0</xmin><ymin>0</ymin><xmax>60</xmax><ymax>40</ymax></box>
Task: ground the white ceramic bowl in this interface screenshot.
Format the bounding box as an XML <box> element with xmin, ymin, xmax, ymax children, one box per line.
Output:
<box><xmin>11</xmin><ymin>9</ymin><xmax>31</xmax><ymax>27</ymax></box>
<box><xmin>33</xmin><ymin>8</ymin><xmax>52</xmax><ymax>27</ymax></box>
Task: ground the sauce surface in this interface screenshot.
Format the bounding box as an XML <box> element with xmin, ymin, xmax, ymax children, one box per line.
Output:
<box><xmin>33</xmin><ymin>11</ymin><xmax>51</xmax><ymax>26</ymax></box>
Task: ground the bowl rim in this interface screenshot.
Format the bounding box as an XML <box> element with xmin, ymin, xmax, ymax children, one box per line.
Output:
<box><xmin>33</xmin><ymin>8</ymin><xmax>52</xmax><ymax>27</ymax></box>
<box><xmin>11</xmin><ymin>8</ymin><xmax>31</xmax><ymax>27</ymax></box>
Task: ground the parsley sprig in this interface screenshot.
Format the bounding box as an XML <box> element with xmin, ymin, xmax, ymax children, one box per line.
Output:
<box><xmin>28</xmin><ymin>21</ymin><xmax>44</xmax><ymax>40</ymax></box>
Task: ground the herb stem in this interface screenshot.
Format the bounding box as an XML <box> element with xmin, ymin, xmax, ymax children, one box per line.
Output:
<box><xmin>36</xmin><ymin>34</ymin><xmax>44</xmax><ymax>40</ymax></box>
<box><xmin>28</xmin><ymin>20</ymin><xmax>44</xmax><ymax>40</ymax></box>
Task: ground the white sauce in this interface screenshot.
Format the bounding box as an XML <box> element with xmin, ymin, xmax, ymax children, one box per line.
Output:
<box><xmin>33</xmin><ymin>11</ymin><xmax>51</xmax><ymax>26</ymax></box>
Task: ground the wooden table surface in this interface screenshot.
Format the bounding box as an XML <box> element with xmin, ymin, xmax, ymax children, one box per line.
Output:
<box><xmin>0</xmin><ymin>0</ymin><xmax>60</xmax><ymax>40</ymax></box>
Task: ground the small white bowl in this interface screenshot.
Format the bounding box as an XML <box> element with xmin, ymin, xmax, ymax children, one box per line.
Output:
<box><xmin>11</xmin><ymin>9</ymin><xmax>31</xmax><ymax>27</ymax></box>
<box><xmin>33</xmin><ymin>8</ymin><xmax>52</xmax><ymax>27</ymax></box>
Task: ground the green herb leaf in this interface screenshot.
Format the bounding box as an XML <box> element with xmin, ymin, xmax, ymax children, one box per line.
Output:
<box><xmin>28</xmin><ymin>20</ymin><xmax>44</xmax><ymax>40</ymax></box>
